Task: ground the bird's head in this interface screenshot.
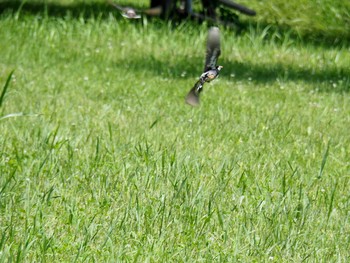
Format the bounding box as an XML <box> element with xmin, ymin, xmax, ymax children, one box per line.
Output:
<box><xmin>217</xmin><ymin>65</ymin><xmax>223</xmax><ymax>71</ymax></box>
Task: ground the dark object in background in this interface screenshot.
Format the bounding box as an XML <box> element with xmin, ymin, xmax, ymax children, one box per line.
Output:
<box><xmin>218</xmin><ymin>0</ymin><xmax>256</xmax><ymax>16</ymax></box>
<box><xmin>158</xmin><ymin>0</ymin><xmax>256</xmax><ymax>20</ymax></box>
<box><xmin>110</xmin><ymin>1</ymin><xmax>255</xmax><ymax>27</ymax></box>
<box><xmin>201</xmin><ymin>0</ymin><xmax>217</xmax><ymax>18</ymax></box>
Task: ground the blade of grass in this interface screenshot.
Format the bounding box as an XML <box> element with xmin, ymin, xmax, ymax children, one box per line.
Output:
<box><xmin>0</xmin><ymin>70</ymin><xmax>15</xmax><ymax>108</ymax></box>
<box><xmin>318</xmin><ymin>141</ymin><xmax>330</xmax><ymax>179</ymax></box>
<box><xmin>0</xmin><ymin>168</ymin><xmax>17</xmax><ymax>195</ymax></box>
<box><xmin>327</xmin><ymin>181</ymin><xmax>338</xmax><ymax>224</ymax></box>
<box><xmin>0</xmin><ymin>112</ymin><xmax>41</xmax><ymax>121</ymax></box>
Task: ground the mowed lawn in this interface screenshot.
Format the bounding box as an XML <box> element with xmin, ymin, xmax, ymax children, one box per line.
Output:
<box><xmin>0</xmin><ymin>0</ymin><xmax>350</xmax><ymax>262</ymax></box>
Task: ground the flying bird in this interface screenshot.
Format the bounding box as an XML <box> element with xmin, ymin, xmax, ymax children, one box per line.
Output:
<box><xmin>110</xmin><ymin>2</ymin><xmax>141</xmax><ymax>19</ymax></box>
<box><xmin>185</xmin><ymin>26</ymin><xmax>223</xmax><ymax>106</ymax></box>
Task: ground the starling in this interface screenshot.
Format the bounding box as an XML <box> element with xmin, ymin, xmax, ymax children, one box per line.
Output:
<box><xmin>185</xmin><ymin>27</ymin><xmax>223</xmax><ymax>106</ymax></box>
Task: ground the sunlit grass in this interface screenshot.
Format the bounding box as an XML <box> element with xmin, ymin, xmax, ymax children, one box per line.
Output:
<box><xmin>0</xmin><ymin>2</ymin><xmax>350</xmax><ymax>262</ymax></box>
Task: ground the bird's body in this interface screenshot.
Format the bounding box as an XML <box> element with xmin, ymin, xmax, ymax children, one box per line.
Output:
<box><xmin>185</xmin><ymin>66</ymin><xmax>223</xmax><ymax>106</ymax></box>
<box><xmin>200</xmin><ymin>67</ymin><xmax>223</xmax><ymax>83</ymax></box>
<box><xmin>185</xmin><ymin>27</ymin><xmax>222</xmax><ymax>106</ymax></box>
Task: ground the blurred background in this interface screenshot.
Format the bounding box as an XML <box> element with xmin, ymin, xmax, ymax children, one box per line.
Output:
<box><xmin>0</xmin><ymin>0</ymin><xmax>349</xmax><ymax>44</ymax></box>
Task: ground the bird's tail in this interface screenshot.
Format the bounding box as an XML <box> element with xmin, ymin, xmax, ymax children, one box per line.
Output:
<box><xmin>185</xmin><ymin>81</ymin><xmax>203</xmax><ymax>106</ymax></box>
<box><xmin>185</xmin><ymin>87</ymin><xmax>200</xmax><ymax>106</ymax></box>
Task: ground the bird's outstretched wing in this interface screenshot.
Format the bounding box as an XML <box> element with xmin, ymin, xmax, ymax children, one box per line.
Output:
<box><xmin>185</xmin><ymin>80</ymin><xmax>203</xmax><ymax>106</ymax></box>
<box><xmin>204</xmin><ymin>27</ymin><xmax>221</xmax><ymax>72</ymax></box>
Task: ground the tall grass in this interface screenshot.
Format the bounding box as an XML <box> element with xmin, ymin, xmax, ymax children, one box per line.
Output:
<box><xmin>0</xmin><ymin>1</ymin><xmax>350</xmax><ymax>261</ymax></box>
<box><xmin>0</xmin><ymin>70</ymin><xmax>14</xmax><ymax>108</ymax></box>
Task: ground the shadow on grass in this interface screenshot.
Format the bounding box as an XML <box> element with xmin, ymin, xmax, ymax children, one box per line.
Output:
<box><xmin>0</xmin><ymin>1</ymin><xmax>118</xmax><ymax>19</ymax></box>
<box><xmin>222</xmin><ymin>59</ymin><xmax>349</xmax><ymax>87</ymax></box>
<box><xmin>124</xmin><ymin>55</ymin><xmax>350</xmax><ymax>92</ymax></box>
<box><xmin>1</xmin><ymin>0</ymin><xmax>349</xmax><ymax>47</ymax></box>
<box><xmin>238</xmin><ymin>20</ymin><xmax>350</xmax><ymax>48</ymax></box>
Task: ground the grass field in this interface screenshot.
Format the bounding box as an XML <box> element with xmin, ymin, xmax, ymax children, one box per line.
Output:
<box><xmin>1</xmin><ymin>0</ymin><xmax>350</xmax><ymax>262</ymax></box>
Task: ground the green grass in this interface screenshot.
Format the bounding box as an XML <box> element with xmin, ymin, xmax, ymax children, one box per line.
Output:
<box><xmin>0</xmin><ymin>1</ymin><xmax>350</xmax><ymax>262</ymax></box>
